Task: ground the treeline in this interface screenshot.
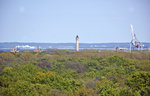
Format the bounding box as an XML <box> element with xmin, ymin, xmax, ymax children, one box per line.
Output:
<box><xmin>0</xmin><ymin>49</ymin><xmax>150</xmax><ymax>96</ymax></box>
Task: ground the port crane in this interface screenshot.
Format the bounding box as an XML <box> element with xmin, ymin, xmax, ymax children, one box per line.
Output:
<box><xmin>130</xmin><ymin>24</ymin><xmax>144</xmax><ymax>52</ymax></box>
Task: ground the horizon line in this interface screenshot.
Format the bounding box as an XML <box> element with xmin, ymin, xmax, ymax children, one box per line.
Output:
<box><xmin>0</xmin><ymin>41</ymin><xmax>150</xmax><ymax>44</ymax></box>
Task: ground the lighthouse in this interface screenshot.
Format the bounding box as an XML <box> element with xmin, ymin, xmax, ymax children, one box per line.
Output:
<box><xmin>76</xmin><ymin>35</ymin><xmax>79</xmax><ymax>52</ymax></box>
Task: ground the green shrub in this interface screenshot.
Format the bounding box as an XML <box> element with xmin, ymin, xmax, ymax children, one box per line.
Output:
<box><xmin>126</xmin><ymin>72</ymin><xmax>150</xmax><ymax>96</ymax></box>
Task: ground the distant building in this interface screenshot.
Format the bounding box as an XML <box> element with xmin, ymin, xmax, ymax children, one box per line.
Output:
<box><xmin>34</xmin><ymin>46</ymin><xmax>41</xmax><ymax>52</ymax></box>
<box><xmin>76</xmin><ymin>35</ymin><xmax>79</xmax><ymax>52</ymax></box>
<box><xmin>10</xmin><ymin>46</ymin><xmax>19</xmax><ymax>53</ymax></box>
<box><xmin>116</xmin><ymin>47</ymin><xmax>128</xmax><ymax>52</ymax></box>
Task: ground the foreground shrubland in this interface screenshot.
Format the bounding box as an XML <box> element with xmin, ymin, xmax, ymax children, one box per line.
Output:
<box><xmin>0</xmin><ymin>50</ymin><xmax>150</xmax><ymax>96</ymax></box>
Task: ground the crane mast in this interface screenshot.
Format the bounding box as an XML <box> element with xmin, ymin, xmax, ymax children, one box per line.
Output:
<box><xmin>130</xmin><ymin>24</ymin><xmax>136</xmax><ymax>46</ymax></box>
<box><xmin>130</xmin><ymin>24</ymin><xmax>144</xmax><ymax>52</ymax></box>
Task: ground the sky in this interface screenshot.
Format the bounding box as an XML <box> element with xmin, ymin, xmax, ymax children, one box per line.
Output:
<box><xmin>0</xmin><ymin>0</ymin><xmax>150</xmax><ymax>43</ymax></box>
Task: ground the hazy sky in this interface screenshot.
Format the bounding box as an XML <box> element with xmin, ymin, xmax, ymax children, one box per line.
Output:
<box><xmin>0</xmin><ymin>0</ymin><xmax>150</xmax><ymax>43</ymax></box>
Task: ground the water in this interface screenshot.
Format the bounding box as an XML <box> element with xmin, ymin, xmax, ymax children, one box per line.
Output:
<box><xmin>0</xmin><ymin>42</ymin><xmax>150</xmax><ymax>51</ymax></box>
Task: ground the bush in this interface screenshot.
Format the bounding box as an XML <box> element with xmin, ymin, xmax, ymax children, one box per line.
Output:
<box><xmin>33</xmin><ymin>71</ymin><xmax>83</xmax><ymax>92</ymax></box>
<box><xmin>37</xmin><ymin>60</ymin><xmax>52</xmax><ymax>69</ymax></box>
<box><xmin>65</xmin><ymin>61</ymin><xmax>88</xmax><ymax>73</ymax></box>
<box><xmin>126</xmin><ymin>72</ymin><xmax>150</xmax><ymax>96</ymax></box>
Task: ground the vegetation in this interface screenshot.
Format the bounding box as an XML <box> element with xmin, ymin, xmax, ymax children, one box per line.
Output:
<box><xmin>0</xmin><ymin>49</ymin><xmax>150</xmax><ymax>96</ymax></box>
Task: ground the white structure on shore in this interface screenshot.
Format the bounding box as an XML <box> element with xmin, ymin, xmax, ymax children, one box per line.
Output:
<box><xmin>76</xmin><ymin>35</ymin><xmax>79</xmax><ymax>52</ymax></box>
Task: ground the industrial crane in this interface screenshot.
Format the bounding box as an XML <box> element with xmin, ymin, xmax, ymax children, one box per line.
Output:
<box><xmin>130</xmin><ymin>24</ymin><xmax>144</xmax><ymax>52</ymax></box>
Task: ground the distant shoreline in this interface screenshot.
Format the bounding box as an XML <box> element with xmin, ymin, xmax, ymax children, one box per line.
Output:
<box><xmin>0</xmin><ymin>42</ymin><xmax>150</xmax><ymax>51</ymax></box>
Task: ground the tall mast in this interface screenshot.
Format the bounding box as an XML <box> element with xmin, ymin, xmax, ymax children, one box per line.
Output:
<box><xmin>130</xmin><ymin>24</ymin><xmax>136</xmax><ymax>46</ymax></box>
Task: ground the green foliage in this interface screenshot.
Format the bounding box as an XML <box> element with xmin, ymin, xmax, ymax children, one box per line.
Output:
<box><xmin>106</xmin><ymin>55</ymin><xmax>136</xmax><ymax>75</ymax></box>
<box><xmin>83</xmin><ymin>72</ymin><xmax>96</xmax><ymax>79</ymax></box>
<box><xmin>58</xmin><ymin>69</ymin><xmax>79</xmax><ymax>79</ymax></box>
<box><xmin>0</xmin><ymin>52</ymin><xmax>16</xmax><ymax>65</ymax></box>
<box><xmin>126</xmin><ymin>72</ymin><xmax>150</xmax><ymax>96</ymax></box>
<box><xmin>136</xmin><ymin>61</ymin><xmax>150</xmax><ymax>71</ymax></box>
<box><xmin>96</xmin><ymin>80</ymin><xmax>120</xmax><ymax>96</ymax></box>
<box><xmin>0</xmin><ymin>50</ymin><xmax>150</xmax><ymax>96</ymax></box>
<box><xmin>96</xmin><ymin>80</ymin><xmax>137</xmax><ymax>96</ymax></box>
<box><xmin>33</xmin><ymin>71</ymin><xmax>83</xmax><ymax>92</ymax></box>
<box><xmin>20</xmin><ymin>53</ymin><xmax>36</xmax><ymax>61</ymax></box>
<box><xmin>74</xmin><ymin>88</ymin><xmax>96</xmax><ymax>96</ymax></box>
<box><xmin>50</xmin><ymin>60</ymin><xmax>66</xmax><ymax>73</ymax></box>
<box><xmin>65</xmin><ymin>61</ymin><xmax>88</xmax><ymax>73</ymax></box>
<box><xmin>49</xmin><ymin>49</ymin><xmax>74</xmax><ymax>55</ymax></box>
<box><xmin>0</xmin><ymin>64</ymin><xmax>42</xmax><ymax>88</ymax></box>
<box><xmin>0</xmin><ymin>81</ymin><xmax>52</xmax><ymax>96</ymax></box>
<box><xmin>1</xmin><ymin>81</ymin><xmax>38</xmax><ymax>96</ymax></box>
<box><xmin>37</xmin><ymin>59</ymin><xmax>52</xmax><ymax>69</ymax></box>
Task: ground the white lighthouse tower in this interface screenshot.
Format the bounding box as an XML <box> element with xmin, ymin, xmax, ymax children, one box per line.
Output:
<box><xmin>76</xmin><ymin>35</ymin><xmax>79</xmax><ymax>52</ymax></box>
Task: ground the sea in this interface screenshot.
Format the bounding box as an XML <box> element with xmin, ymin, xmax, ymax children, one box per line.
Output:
<box><xmin>0</xmin><ymin>42</ymin><xmax>150</xmax><ymax>51</ymax></box>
